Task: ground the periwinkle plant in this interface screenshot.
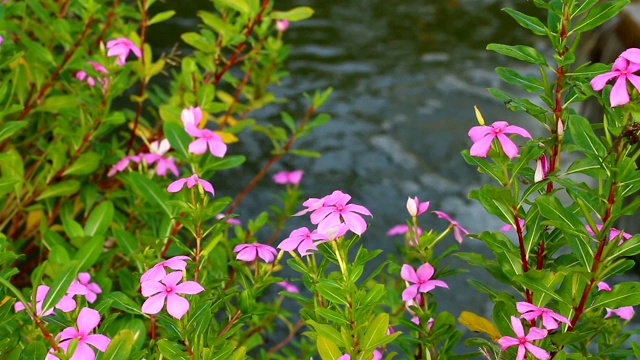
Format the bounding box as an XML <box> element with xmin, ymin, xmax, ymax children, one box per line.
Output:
<box><xmin>2</xmin><ymin>0</ymin><xmax>640</xmax><ymax>359</ymax></box>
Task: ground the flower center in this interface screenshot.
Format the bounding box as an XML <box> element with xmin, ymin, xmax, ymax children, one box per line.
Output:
<box><xmin>165</xmin><ymin>286</ymin><xmax>174</xmax><ymax>294</ymax></box>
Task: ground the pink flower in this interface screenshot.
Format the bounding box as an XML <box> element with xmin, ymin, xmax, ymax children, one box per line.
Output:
<box><xmin>498</xmin><ymin>316</ymin><xmax>550</xmax><ymax>360</ymax></box>
<box><xmin>140</xmin><ymin>255</ymin><xmax>191</xmax><ymax>283</ymax></box>
<box><xmin>499</xmin><ymin>218</ymin><xmax>525</xmax><ymax>232</ymax></box>
<box><xmin>69</xmin><ymin>273</ymin><xmax>102</xmax><ymax>303</ymax></box>
<box><xmin>140</xmin><ymin>139</ymin><xmax>179</xmax><ymax>177</ymax></box>
<box><xmin>234</xmin><ymin>243</ymin><xmax>278</xmax><ymax>263</ymax></box>
<box><xmin>308</xmin><ymin>190</ymin><xmax>373</xmax><ymax>236</ymax></box>
<box><xmin>516</xmin><ymin>302</ymin><xmax>570</xmax><ymax>330</ymax></box>
<box><xmin>180</xmin><ymin>106</ymin><xmax>227</xmax><ymax>157</ymax></box>
<box><xmin>605</xmin><ymin>306</ymin><xmax>634</xmax><ymax>321</ymax></box>
<box><xmin>215</xmin><ymin>213</ymin><xmax>242</xmax><ymax>225</ymax></box>
<box><xmin>585</xmin><ymin>224</ymin><xmax>632</xmax><ymax>245</ymax></box>
<box><xmin>14</xmin><ymin>285</ymin><xmax>77</xmax><ymax>316</ymax></box>
<box><xmin>597</xmin><ymin>281</ymin><xmax>612</xmax><ymax>292</ymax></box>
<box><xmin>386</xmin><ymin>224</ymin><xmax>423</xmax><ymax>237</ymax></box>
<box><xmin>76</xmin><ymin>61</ymin><xmax>109</xmax><ymax>88</ymax></box>
<box><xmin>45</xmin><ymin>307</ymin><xmax>110</xmax><ymax>360</ymax></box>
<box><xmin>294</xmin><ymin>197</ymin><xmax>326</xmax><ymax>216</ymax></box>
<box><xmin>432</xmin><ymin>211</ymin><xmax>469</xmax><ymax>244</ymax></box>
<box><xmin>276</xmin><ymin>281</ymin><xmax>299</xmax><ymax>293</ymax></box>
<box><xmin>106</xmin><ymin>37</ymin><xmax>142</xmax><ymax>65</ymax></box>
<box><xmin>275</xmin><ymin>19</ymin><xmax>289</xmax><ymax>32</ymax></box>
<box><xmin>167</xmin><ymin>174</ymin><xmax>214</xmax><ymax>196</ymax></box>
<box><xmin>534</xmin><ymin>155</ymin><xmax>548</xmax><ymax>183</ymax></box>
<box><xmin>278</xmin><ymin>227</ymin><xmax>327</xmax><ymax>256</ymax></box>
<box><xmin>107</xmin><ymin>155</ymin><xmax>141</xmax><ymax>176</ymax></box>
<box><xmin>141</xmin><ymin>271</ymin><xmax>204</xmax><ymax>319</ymax></box>
<box><xmin>591</xmin><ymin>53</ymin><xmax>640</xmax><ymax>107</ymax></box>
<box><xmin>468</xmin><ymin>121</ymin><xmax>532</xmax><ymax>159</ymax></box>
<box><xmin>406</xmin><ymin>196</ymin><xmax>429</xmax><ymax>217</ymax></box>
<box><xmin>272</xmin><ymin>170</ymin><xmax>304</xmax><ymax>185</ymax></box>
<box><xmin>400</xmin><ymin>263</ymin><xmax>448</xmax><ymax>301</ymax></box>
<box><xmin>337</xmin><ymin>355</ymin><xmax>350</xmax><ymax>360</ymax></box>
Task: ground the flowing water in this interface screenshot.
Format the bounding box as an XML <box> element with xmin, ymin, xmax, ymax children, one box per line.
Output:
<box><xmin>152</xmin><ymin>0</ymin><xmax>570</xmax><ymax>352</ymax></box>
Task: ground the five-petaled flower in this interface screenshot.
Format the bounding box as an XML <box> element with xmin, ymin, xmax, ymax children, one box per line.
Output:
<box><xmin>167</xmin><ymin>174</ymin><xmax>215</xmax><ymax>196</ymax></box>
<box><xmin>590</xmin><ymin>50</ymin><xmax>640</xmax><ymax>107</ymax></box>
<box><xmin>14</xmin><ymin>285</ymin><xmax>77</xmax><ymax>317</ymax></box>
<box><xmin>141</xmin><ymin>139</ymin><xmax>179</xmax><ymax>177</ymax></box>
<box><xmin>307</xmin><ymin>190</ymin><xmax>373</xmax><ymax>236</ymax></box>
<box><xmin>400</xmin><ymin>263</ymin><xmax>448</xmax><ymax>301</ymax></box>
<box><xmin>498</xmin><ymin>316</ymin><xmax>550</xmax><ymax>360</ymax></box>
<box><xmin>234</xmin><ymin>243</ymin><xmax>278</xmax><ymax>263</ymax></box>
<box><xmin>106</xmin><ymin>37</ymin><xmax>142</xmax><ymax>65</ymax></box>
<box><xmin>272</xmin><ymin>170</ymin><xmax>304</xmax><ymax>185</ymax></box>
<box><xmin>45</xmin><ymin>307</ymin><xmax>110</xmax><ymax>360</ymax></box>
<box><xmin>278</xmin><ymin>227</ymin><xmax>327</xmax><ymax>256</ymax></box>
<box><xmin>432</xmin><ymin>211</ymin><xmax>469</xmax><ymax>244</ymax></box>
<box><xmin>141</xmin><ymin>271</ymin><xmax>204</xmax><ymax>319</ymax></box>
<box><xmin>180</xmin><ymin>106</ymin><xmax>227</xmax><ymax>157</ymax></box>
<box><xmin>69</xmin><ymin>273</ymin><xmax>103</xmax><ymax>304</ymax></box>
<box><xmin>140</xmin><ymin>255</ymin><xmax>191</xmax><ymax>283</ymax></box>
<box><xmin>516</xmin><ymin>302</ymin><xmax>571</xmax><ymax>330</ymax></box>
<box><xmin>406</xmin><ymin>196</ymin><xmax>429</xmax><ymax>217</ymax></box>
<box><xmin>468</xmin><ymin>121</ymin><xmax>532</xmax><ymax>159</ymax></box>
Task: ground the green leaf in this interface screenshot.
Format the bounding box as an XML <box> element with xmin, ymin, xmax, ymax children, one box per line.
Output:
<box><xmin>502</xmin><ymin>8</ymin><xmax>547</xmax><ymax>35</ymax></box>
<box><xmin>271</xmin><ymin>6</ymin><xmax>314</xmax><ymax>21</ymax></box>
<box><xmin>316</xmin><ymin>307</ymin><xmax>348</xmax><ymax>325</ymax></box>
<box><xmin>307</xmin><ymin>320</ymin><xmax>343</xmax><ymax>345</ymax></box>
<box><xmin>461</xmin><ymin>151</ymin><xmax>507</xmax><ymax>185</ymax></box>
<box><xmin>41</xmin><ymin>261</ymin><xmax>79</xmax><ymax>315</ymax></box>
<box><xmin>214</xmin><ymin>0</ymin><xmax>250</xmax><ymax>14</ymax></box>
<box><xmin>181</xmin><ymin>32</ymin><xmax>214</xmax><ymax>53</ymax></box>
<box><xmin>0</xmin><ymin>121</ymin><xmax>28</xmax><ymax>142</ymax></box>
<box><xmin>566</xmin><ymin>115</ymin><xmax>606</xmax><ymax>158</ymax></box>
<box><xmin>0</xmin><ymin>177</ymin><xmax>20</xmax><ymax>197</ymax></box>
<box><xmin>571</xmin><ymin>0</ymin><xmax>629</xmax><ymax>34</ymax></box>
<box><xmin>469</xmin><ymin>185</ymin><xmax>515</xmax><ymax>226</ymax></box>
<box><xmin>35</xmin><ymin>95</ymin><xmax>77</xmax><ymax>113</ymax></box>
<box><xmin>316</xmin><ymin>281</ymin><xmax>348</xmax><ymax>305</ymax></box>
<box><xmin>148</xmin><ymin>10</ymin><xmax>175</xmax><ymax>26</ymax></box>
<box><xmin>572</xmin><ymin>0</ymin><xmax>600</xmax><ymax>17</ymax></box>
<box><xmin>361</xmin><ymin>313</ymin><xmax>389</xmax><ymax>352</ymax></box>
<box><xmin>157</xmin><ymin>339</ymin><xmax>189</xmax><ymax>360</ymax></box>
<box><xmin>163</xmin><ymin>121</ymin><xmax>191</xmax><ymax>160</ymax></box>
<box><xmin>128</xmin><ymin>172</ymin><xmax>173</xmax><ymax>217</ymax></box>
<box><xmin>37</xmin><ymin>180</ymin><xmax>80</xmax><ymax>200</ymax></box>
<box><xmin>487</xmin><ymin>43</ymin><xmax>547</xmax><ymax>65</ymax></box>
<box><xmin>614</xmin><ymin>235</ymin><xmax>640</xmax><ymax>257</ymax></box>
<box><xmin>317</xmin><ymin>335</ymin><xmax>342</xmax><ymax>360</ymax></box>
<box><xmin>18</xmin><ymin>341</ymin><xmax>47</xmax><ymax>360</ymax></box>
<box><xmin>104</xmin><ymin>292</ymin><xmax>143</xmax><ymax>315</ymax></box>
<box><xmin>204</xmin><ymin>154</ymin><xmax>246</xmax><ymax>171</ymax></box>
<box><xmin>101</xmin><ymin>330</ymin><xmax>134</xmax><ymax>360</ymax></box>
<box><xmin>495</xmin><ymin>67</ymin><xmax>544</xmax><ymax>93</ymax></box>
<box><xmin>112</xmin><ymin>228</ymin><xmax>139</xmax><ymax>257</ymax></box>
<box><xmin>587</xmin><ymin>282</ymin><xmax>640</xmax><ymax>311</ymax></box>
<box><xmin>84</xmin><ymin>201</ymin><xmax>114</xmax><ymax>236</ymax></box>
<box><xmin>289</xmin><ymin>149</ymin><xmax>321</xmax><ymax>158</ymax></box>
<box><xmin>516</xmin><ymin>271</ymin><xmax>568</xmax><ymax>304</ymax></box>
<box><xmin>73</xmin><ymin>235</ymin><xmax>104</xmax><ymax>271</ymax></box>
<box><xmin>198</xmin><ymin>11</ymin><xmax>237</xmax><ymax>39</ymax></box>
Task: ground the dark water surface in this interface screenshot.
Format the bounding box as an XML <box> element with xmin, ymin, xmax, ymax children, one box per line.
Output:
<box><xmin>153</xmin><ymin>0</ymin><xmax>553</xmax><ymax>352</ymax></box>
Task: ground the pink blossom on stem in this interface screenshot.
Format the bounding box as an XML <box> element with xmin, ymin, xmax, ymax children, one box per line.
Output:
<box><xmin>45</xmin><ymin>307</ymin><xmax>110</xmax><ymax>360</ymax></box>
<box><xmin>14</xmin><ymin>285</ymin><xmax>77</xmax><ymax>316</ymax></box>
<box><xmin>432</xmin><ymin>211</ymin><xmax>469</xmax><ymax>244</ymax></box>
<box><xmin>534</xmin><ymin>155</ymin><xmax>548</xmax><ymax>183</ymax></box>
<box><xmin>308</xmin><ymin>190</ymin><xmax>373</xmax><ymax>236</ymax></box>
<box><xmin>69</xmin><ymin>273</ymin><xmax>102</xmax><ymax>303</ymax></box>
<box><xmin>386</xmin><ymin>224</ymin><xmax>423</xmax><ymax>237</ymax></box>
<box><xmin>276</xmin><ymin>281</ymin><xmax>299</xmax><ymax>293</ymax></box>
<box><xmin>498</xmin><ymin>316</ymin><xmax>549</xmax><ymax>360</ymax></box>
<box><xmin>75</xmin><ymin>61</ymin><xmax>109</xmax><ymax>89</ymax></box>
<box><xmin>590</xmin><ymin>53</ymin><xmax>640</xmax><ymax>107</ymax></box>
<box><xmin>606</xmin><ymin>306</ymin><xmax>635</xmax><ymax>321</ymax></box>
<box><xmin>140</xmin><ymin>255</ymin><xmax>191</xmax><ymax>283</ymax></box>
<box><xmin>234</xmin><ymin>243</ymin><xmax>278</xmax><ymax>263</ymax></box>
<box><xmin>272</xmin><ymin>170</ymin><xmax>304</xmax><ymax>185</ymax></box>
<box><xmin>293</xmin><ymin>196</ymin><xmax>326</xmax><ymax>216</ymax></box>
<box><xmin>167</xmin><ymin>174</ymin><xmax>214</xmax><ymax>196</ymax></box>
<box><xmin>141</xmin><ymin>271</ymin><xmax>204</xmax><ymax>319</ymax></box>
<box><xmin>516</xmin><ymin>302</ymin><xmax>570</xmax><ymax>330</ymax></box>
<box><xmin>215</xmin><ymin>213</ymin><xmax>242</xmax><ymax>225</ymax></box>
<box><xmin>107</xmin><ymin>155</ymin><xmax>141</xmax><ymax>177</ymax></box>
<box><xmin>140</xmin><ymin>139</ymin><xmax>179</xmax><ymax>177</ymax></box>
<box><xmin>400</xmin><ymin>263</ymin><xmax>448</xmax><ymax>301</ymax></box>
<box><xmin>106</xmin><ymin>37</ymin><xmax>142</xmax><ymax>65</ymax></box>
<box><xmin>278</xmin><ymin>227</ymin><xmax>327</xmax><ymax>256</ymax></box>
<box><xmin>585</xmin><ymin>224</ymin><xmax>632</xmax><ymax>245</ymax></box>
<box><xmin>180</xmin><ymin>106</ymin><xmax>227</xmax><ymax>157</ymax></box>
<box><xmin>468</xmin><ymin>121</ymin><xmax>532</xmax><ymax>159</ymax></box>
<box><xmin>275</xmin><ymin>19</ymin><xmax>289</xmax><ymax>32</ymax></box>
<box><xmin>406</xmin><ymin>196</ymin><xmax>429</xmax><ymax>217</ymax></box>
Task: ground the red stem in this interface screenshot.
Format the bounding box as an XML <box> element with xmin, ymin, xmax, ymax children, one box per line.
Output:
<box><xmin>125</xmin><ymin>0</ymin><xmax>148</xmax><ymax>154</ymax></box>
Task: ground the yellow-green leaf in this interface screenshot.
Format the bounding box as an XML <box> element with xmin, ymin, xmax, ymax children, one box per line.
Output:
<box><xmin>458</xmin><ymin>311</ymin><xmax>502</xmax><ymax>341</ymax></box>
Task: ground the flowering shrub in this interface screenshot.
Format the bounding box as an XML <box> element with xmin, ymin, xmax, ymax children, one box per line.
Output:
<box><xmin>2</xmin><ymin>0</ymin><xmax>640</xmax><ymax>359</ymax></box>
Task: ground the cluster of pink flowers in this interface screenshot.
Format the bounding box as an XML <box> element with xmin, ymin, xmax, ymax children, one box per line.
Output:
<box><xmin>591</xmin><ymin>48</ymin><xmax>640</xmax><ymax>107</ymax></box>
<box><xmin>181</xmin><ymin>106</ymin><xmax>227</xmax><ymax>157</ymax></box>
<box><xmin>278</xmin><ymin>190</ymin><xmax>372</xmax><ymax>256</ymax></box>
<box><xmin>139</xmin><ymin>256</ymin><xmax>204</xmax><ymax>319</ymax></box>
<box><xmin>76</xmin><ymin>61</ymin><xmax>109</xmax><ymax>89</ymax></box>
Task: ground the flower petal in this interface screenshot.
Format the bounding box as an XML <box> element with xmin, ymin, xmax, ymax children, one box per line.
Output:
<box><xmin>166</xmin><ymin>294</ymin><xmax>190</xmax><ymax>319</ymax></box>
<box><xmin>141</xmin><ymin>293</ymin><xmax>166</xmax><ymax>315</ymax></box>
<box><xmin>76</xmin><ymin>307</ymin><xmax>101</xmax><ymax>334</ymax></box>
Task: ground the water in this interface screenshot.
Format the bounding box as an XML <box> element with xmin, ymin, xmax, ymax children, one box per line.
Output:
<box><xmin>151</xmin><ymin>0</ymin><xmax>560</xmax><ymax>353</ymax></box>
